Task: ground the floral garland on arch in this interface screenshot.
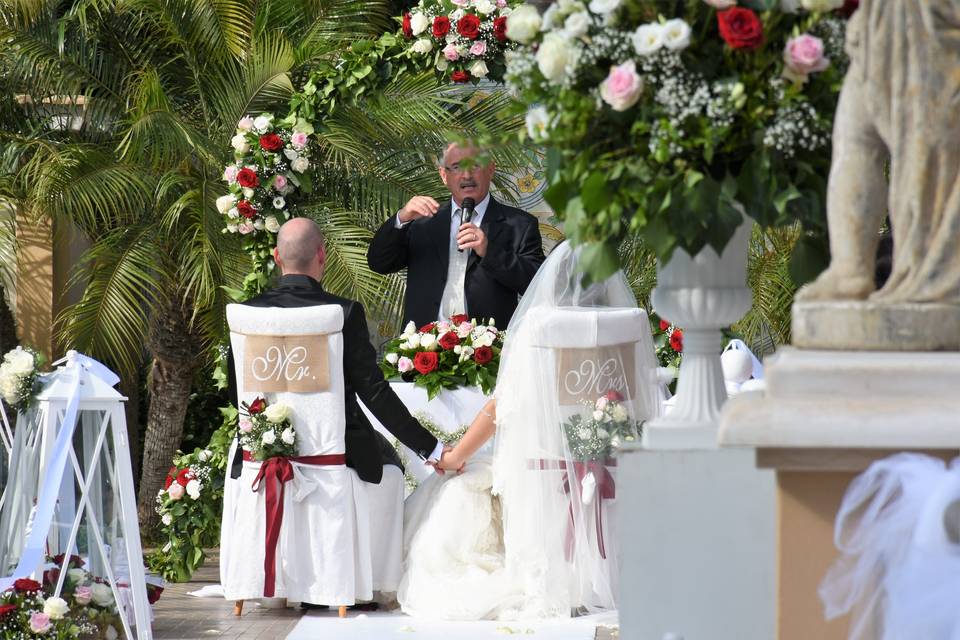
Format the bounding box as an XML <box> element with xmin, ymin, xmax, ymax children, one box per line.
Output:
<box><xmin>503</xmin><ymin>0</ymin><xmax>856</xmax><ymax>281</ymax></box>
<box><xmin>400</xmin><ymin>0</ymin><xmax>520</xmax><ymax>84</ymax></box>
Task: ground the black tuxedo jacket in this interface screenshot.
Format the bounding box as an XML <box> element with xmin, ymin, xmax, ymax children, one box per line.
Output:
<box><xmin>367</xmin><ymin>196</ymin><xmax>545</xmax><ymax>328</ymax></box>
<box><xmin>229</xmin><ymin>274</ymin><xmax>439</xmax><ymax>484</ymax></box>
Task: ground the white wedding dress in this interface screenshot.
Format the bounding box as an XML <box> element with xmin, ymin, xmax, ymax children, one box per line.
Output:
<box><xmin>398</xmin><ymin>242</ymin><xmax>661</xmax><ymax>620</ymax></box>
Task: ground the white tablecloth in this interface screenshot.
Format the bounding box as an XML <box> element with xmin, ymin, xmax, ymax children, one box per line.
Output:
<box><xmin>360</xmin><ymin>383</ymin><xmax>491</xmax><ymax>485</ymax></box>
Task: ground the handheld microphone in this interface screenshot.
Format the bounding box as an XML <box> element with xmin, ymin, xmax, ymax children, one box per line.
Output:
<box><xmin>457</xmin><ymin>197</ymin><xmax>476</xmax><ymax>253</ymax></box>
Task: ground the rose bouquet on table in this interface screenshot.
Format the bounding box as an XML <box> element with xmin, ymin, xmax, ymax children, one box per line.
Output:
<box><xmin>238</xmin><ymin>397</ymin><xmax>297</xmax><ymax>461</ymax></box>
<box><xmin>400</xmin><ymin>0</ymin><xmax>522</xmax><ymax>83</ymax></box>
<box><xmin>563</xmin><ymin>390</ymin><xmax>640</xmax><ymax>461</ymax></box>
<box><xmin>379</xmin><ymin>314</ymin><xmax>505</xmax><ymax>399</ymax></box>
<box><xmin>505</xmin><ymin>0</ymin><xmax>857</xmax><ymax>281</ymax></box>
<box><xmin>0</xmin><ymin>346</ymin><xmax>44</xmax><ymax>411</ymax></box>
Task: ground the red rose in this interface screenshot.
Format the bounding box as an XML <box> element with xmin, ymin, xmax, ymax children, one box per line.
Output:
<box><xmin>164</xmin><ymin>466</ymin><xmax>176</xmax><ymax>489</ymax></box>
<box><xmin>717</xmin><ymin>7</ymin><xmax>763</xmax><ymax>50</ymax></box>
<box><xmin>450</xmin><ymin>314</ymin><xmax>470</xmax><ymax>325</ymax></box>
<box><xmin>0</xmin><ymin>604</ymin><xmax>16</xmax><ymax>618</ymax></box>
<box><xmin>259</xmin><ymin>133</ymin><xmax>283</xmax><ymax>153</ymax></box>
<box><xmin>236</xmin><ymin>200</ymin><xmax>256</xmax><ymax>219</ymax></box>
<box><xmin>432</xmin><ymin>16</ymin><xmax>450</xmax><ymax>38</ymax></box>
<box><xmin>176</xmin><ymin>468</ymin><xmax>194</xmax><ymax>487</ymax></box>
<box><xmin>604</xmin><ymin>390</ymin><xmax>624</xmax><ymax>403</ymax></box>
<box><xmin>413</xmin><ymin>351</ymin><xmax>439</xmax><ymax>374</ymax></box>
<box><xmin>236</xmin><ymin>167</ymin><xmax>259</xmax><ymax>188</ymax></box>
<box><xmin>147</xmin><ymin>584</ymin><xmax>165</xmax><ymax>605</ymax></box>
<box><xmin>402</xmin><ymin>12</ymin><xmax>413</xmax><ymax>38</ymax></box>
<box><xmin>457</xmin><ymin>14</ymin><xmax>481</xmax><ymax>40</ymax></box>
<box><xmin>13</xmin><ymin>578</ymin><xmax>41</xmax><ymax>593</ymax></box>
<box><xmin>248</xmin><ymin>397</ymin><xmax>266</xmax><ymax>414</ymax></box>
<box><xmin>53</xmin><ymin>553</ymin><xmax>84</xmax><ymax>569</ymax></box>
<box><xmin>438</xmin><ymin>331</ymin><xmax>460</xmax><ymax>350</ymax></box>
<box><xmin>43</xmin><ymin>568</ymin><xmax>60</xmax><ymax>586</ymax></box>
<box><xmin>659</xmin><ymin>319</ymin><xmax>670</xmax><ymax>332</ymax></box>
<box><xmin>419</xmin><ymin>322</ymin><xmax>437</xmax><ymax>333</ymax></box>
<box><xmin>670</xmin><ymin>329</ymin><xmax>684</xmax><ymax>352</ymax></box>
<box><xmin>473</xmin><ymin>346</ymin><xmax>493</xmax><ymax>365</ymax></box>
<box><xmin>451</xmin><ymin>70</ymin><xmax>471</xmax><ymax>83</ymax></box>
<box><xmin>493</xmin><ymin>16</ymin><xmax>508</xmax><ymax>42</ymax></box>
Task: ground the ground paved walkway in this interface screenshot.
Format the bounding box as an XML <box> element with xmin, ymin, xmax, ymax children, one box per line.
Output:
<box><xmin>152</xmin><ymin>551</ymin><xmax>617</xmax><ymax>639</ymax></box>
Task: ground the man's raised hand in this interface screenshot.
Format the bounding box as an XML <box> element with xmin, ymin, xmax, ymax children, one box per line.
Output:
<box><xmin>398</xmin><ymin>196</ymin><xmax>440</xmax><ymax>224</ymax></box>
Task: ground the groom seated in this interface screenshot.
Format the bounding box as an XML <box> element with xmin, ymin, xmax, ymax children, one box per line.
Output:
<box><xmin>226</xmin><ymin>217</ymin><xmax>456</xmax><ymax>605</ymax></box>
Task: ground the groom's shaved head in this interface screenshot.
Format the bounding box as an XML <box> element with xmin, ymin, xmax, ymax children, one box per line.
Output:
<box><xmin>276</xmin><ymin>217</ymin><xmax>325</xmax><ymax>274</ymax></box>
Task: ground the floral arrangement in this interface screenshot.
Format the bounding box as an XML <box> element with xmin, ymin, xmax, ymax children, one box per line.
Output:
<box><xmin>0</xmin><ymin>562</ymin><xmax>128</xmax><ymax>639</ymax></box>
<box><xmin>400</xmin><ymin>0</ymin><xmax>520</xmax><ymax>84</ymax></box>
<box><xmin>221</xmin><ymin>113</ymin><xmax>316</xmax><ymax>239</ymax></box>
<box><xmin>238</xmin><ymin>397</ymin><xmax>297</xmax><ymax>461</ymax></box>
<box><xmin>562</xmin><ymin>390</ymin><xmax>640</xmax><ymax>461</ymax></box>
<box><xmin>0</xmin><ymin>346</ymin><xmax>44</xmax><ymax>411</ymax></box>
<box><xmin>148</xmin><ymin>446</ymin><xmax>224</xmax><ymax>581</ymax></box>
<box><xmin>651</xmin><ymin>315</ymin><xmax>682</xmax><ymax>393</ymax></box>
<box><xmin>504</xmin><ymin>0</ymin><xmax>856</xmax><ymax>280</ymax></box>
<box><xmin>379</xmin><ymin>314</ymin><xmax>504</xmax><ymax>399</ymax></box>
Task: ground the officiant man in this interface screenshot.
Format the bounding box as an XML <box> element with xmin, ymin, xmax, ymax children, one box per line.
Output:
<box><xmin>228</xmin><ymin>218</ymin><xmax>452</xmax><ymax>599</ymax></box>
<box><xmin>367</xmin><ymin>142</ymin><xmax>545</xmax><ymax>328</ymax></box>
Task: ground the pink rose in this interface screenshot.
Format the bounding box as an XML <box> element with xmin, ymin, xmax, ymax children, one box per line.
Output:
<box><xmin>290</xmin><ymin>132</ymin><xmax>308</xmax><ymax>149</ymax></box>
<box><xmin>703</xmin><ymin>0</ymin><xmax>737</xmax><ymax>7</ymax></box>
<box><xmin>167</xmin><ymin>483</ymin><xmax>185</xmax><ymax>500</ymax></box>
<box><xmin>470</xmin><ymin>41</ymin><xmax>487</xmax><ymax>56</ymax></box>
<box><xmin>599</xmin><ymin>60</ymin><xmax>643</xmax><ymax>111</ymax></box>
<box><xmin>397</xmin><ymin>356</ymin><xmax>414</xmax><ymax>373</ymax></box>
<box><xmin>237</xmin><ymin>116</ymin><xmax>255</xmax><ymax>132</ymax></box>
<box><xmin>223</xmin><ymin>165</ymin><xmax>238</xmax><ymax>183</ymax></box>
<box><xmin>451</xmin><ymin>0</ymin><xmax>468</xmax><ymax>5</ymax></box>
<box><xmin>457</xmin><ymin>321</ymin><xmax>473</xmax><ymax>338</ymax></box>
<box><xmin>496</xmin><ymin>0</ymin><xmax>506</xmax><ymax>6</ymax></box>
<box><xmin>443</xmin><ymin>43</ymin><xmax>460</xmax><ymax>61</ymax></box>
<box><xmin>783</xmin><ymin>34</ymin><xmax>829</xmax><ymax>82</ymax></box>
<box><xmin>239</xmin><ymin>418</ymin><xmax>254</xmax><ymax>433</ymax></box>
<box><xmin>74</xmin><ymin>586</ymin><xmax>93</xmax><ymax>605</ymax></box>
<box><xmin>238</xmin><ymin>222</ymin><xmax>255</xmax><ymax>234</ymax></box>
<box><xmin>273</xmin><ymin>174</ymin><xmax>287</xmax><ymax>191</ymax></box>
<box><xmin>30</xmin><ymin>612</ymin><xmax>52</xmax><ymax>633</ymax></box>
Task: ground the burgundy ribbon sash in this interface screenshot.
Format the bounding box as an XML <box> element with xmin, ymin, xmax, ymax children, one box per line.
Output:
<box><xmin>244</xmin><ymin>450</ymin><xmax>346</xmax><ymax>597</ymax></box>
<box><xmin>529</xmin><ymin>458</ymin><xmax>617</xmax><ymax>560</ymax></box>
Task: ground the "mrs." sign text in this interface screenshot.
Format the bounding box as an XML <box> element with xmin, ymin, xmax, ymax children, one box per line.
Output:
<box><xmin>557</xmin><ymin>344</ymin><xmax>635</xmax><ymax>404</ymax></box>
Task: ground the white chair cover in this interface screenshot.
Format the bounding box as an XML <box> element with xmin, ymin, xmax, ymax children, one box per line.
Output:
<box><xmin>220</xmin><ymin>304</ymin><xmax>372</xmax><ymax>604</ymax></box>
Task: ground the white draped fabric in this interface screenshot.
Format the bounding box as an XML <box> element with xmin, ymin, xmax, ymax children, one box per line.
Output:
<box><xmin>400</xmin><ymin>241</ymin><xmax>661</xmax><ymax>620</ymax></box>
<box><xmin>220</xmin><ymin>304</ymin><xmax>372</xmax><ymax>605</ymax></box>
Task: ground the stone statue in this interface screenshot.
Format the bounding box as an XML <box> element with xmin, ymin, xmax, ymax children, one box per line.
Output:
<box><xmin>794</xmin><ymin>0</ymin><xmax>960</xmax><ymax>349</ymax></box>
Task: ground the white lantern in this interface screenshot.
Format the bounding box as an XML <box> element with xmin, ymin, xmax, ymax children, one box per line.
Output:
<box><xmin>0</xmin><ymin>352</ymin><xmax>153</xmax><ymax>639</ymax></box>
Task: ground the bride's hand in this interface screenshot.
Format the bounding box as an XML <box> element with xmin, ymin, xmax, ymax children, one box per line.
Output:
<box><xmin>438</xmin><ymin>447</ymin><xmax>466</xmax><ymax>474</ymax></box>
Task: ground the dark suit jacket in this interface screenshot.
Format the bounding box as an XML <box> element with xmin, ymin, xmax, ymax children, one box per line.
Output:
<box><xmin>228</xmin><ymin>274</ymin><xmax>439</xmax><ymax>484</ymax></box>
<box><xmin>367</xmin><ymin>196</ymin><xmax>545</xmax><ymax>328</ymax></box>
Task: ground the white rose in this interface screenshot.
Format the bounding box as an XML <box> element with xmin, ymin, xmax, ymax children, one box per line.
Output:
<box><xmin>403</xmin><ymin>321</ymin><xmax>417</xmax><ymax>336</ymax></box>
<box><xmin>91</xmin><ymin>582</ymin><xmax>114</xmax><ymax>607</ymax></box>
<box><xmin>253</xmin><ymin>115</ymin><xmax>272</xmax><ymax>133</ymax></box>
<box><xmin>506</xmin><ymin>4</ymin><xmax>541</xmax><ymax>44</ymax></box>
<box><xmin>263</xmin><ymin>403</ymin><xmax>291</xmax><ymax>423</ymax></box>
<box><xmin>410</xmin><ymin>12</ymin><xmax>430</xmax><ymax>35</ymax></box>
<box><xmin>105</xmin><ymin>626</ymin><xmax>118</xmax><ymax>640</ymax></box>
<box><xmin>44</xmin><ymin>596</ymin><xmax>69</xmax><ymax>619</ymax></box>
<box><xmin>225</xmin><ymin>206</ymin><xmax>238</xmax><ymax>219</ymax></box>
<box><xmin>541</xmin><ymin>3</ymin><xmax>559</xmax><ymax>29</ymax></box>
<box><xmin>474</xmin><ymin>0</ymin><xmax>496</xmax><ymax>14</ymax></box>
<box><xmin>216</xmin><ymin>194</ymin><xmax>236</xmax><ymax>214</ymax></box>
<box><xmin>633</xmin><ymin>23</ymin><xmax>664</xmax><ymax>55</ymax></box>
<box><xmin>588</xmin><ymin>0</ymin><xmax>620</xmax><ymax>14</ymax></box>
<box><xmin>253</xmin><ymin>219</ymin><xmax>265</xmax><ymax>231</ymax></box>
<box><xmin>161</xmin><ymin>513</ymin><xmax>173</xmax><ymax>526</ymax></box>
<box><xmin>451</xmin><ymin>8</ymin><xmax>465</xmax><ymax>20</ymax></box>
<box><xmin>6</xmin><ymin>349</ymin><xmax>35</xmax><ymax>375</ymax></box>
<box><xmin>242</xmin><ymin>187</ymin><xmax>255</xmax><ymax>199</ymax></box>
<box><xmin>477</xmin><ymin>333</ymin><xmax>494</xmax><ymax>347</ymax></box>
<box><xmin>67</xmin><ymin>568</ymin><xmax>86</xmax><ymax>583</ymax></box>
<box><xmin>199</xmin><ymin>449</ymin><xmax>212</xmax><ymax>462</ymax></box>
<box><xmin>564</xmin><ymin>12</ymin><xmax>590</xmax><ymax>38</ymax></box>
<box><xmin>525</xmin><ymin>106</ymin><xmax>552</xmax><ymax>141</ymax></box>
<box><xmin>407</xmin><ymin>333</ymin><xmax>422</xmax><ymax>348</ymax></box>
<box><xmin>592</xmin><ymin>410</ymin><xmax>604</xmax><ymax>421</ymax></box>
<box><xmin>662</xmin><ymin>18</ymin><xmax>691</xmax><ymax>51</ymax></box>
<box><xmin>186</xmin><ymin>479</ymin><xmax>201</xmax><ymax>499</ymax></box>
<box><xmin>291</xmin><ymin>157</ymin><xmax>310</xmax><ymax>173</ymax></box>
<box><xmin>612</xmin><ymin>404</ymin><xmax>628</xmax><ymax>421</ymax></box>
<box><xmin>469</xmin><ymin>60</ymin><xmax>489</xmax><ymax>78</ymax></box>
<box><xmin>281</xmin><ymin>427</ymin><xmax>296</xmax><ymax>445</ymax></box>
<box><xmin>283</xmin><ymin>148</ymin><xmax>298</xmax><ymax>161</ymax></box>
<box><xmin>536</xmin><ymin>33</ymin><xmax>575</xmax><ymax>83</ymax></box>
<box><xmin>436</xmin><ymin>58</ymin><xmax>449</xmax><ymax>71</ymax></box>
<box><xmin>420</xmin><ymin>334</ymin><xmax>437</xmax><ymax>349</ymax></box>
<box><xmin>230</xmin><ymin>134</ymin><xmax>249</xmax><ymax>153</ymax></box>
<box><xmin>226</xmin><ymin>223</ymin><xmax>238</xmax><ymax>233</ymax></box>
<box><xmin>385</xmin><ymin>352</ymin><xmax>399</xmax><ymax>364</ymax></box>
<box><xmin>800</xmin><ymin>0</ymin><xmax>843</xmax><ymax>10</ymax></box>
<box><xmin>261</xmin><ymin>430</ymin><xmax>277</xmax><ymax>445</ymax></box>
<box><xmin>411</xmin><ymin>38</ymin><xmax>433</xmax><ymax>55</ymax></box>
<box><xmin>264</xmin><ymin>215</ymin><xmax>281</xmax><ymax>233</ymax></box>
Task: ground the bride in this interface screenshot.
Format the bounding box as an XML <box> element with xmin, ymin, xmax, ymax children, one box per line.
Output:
<box><xmin>398</xmin><ymin>241</ymin><xmax>661</xmax><ymax>620</ymax></box>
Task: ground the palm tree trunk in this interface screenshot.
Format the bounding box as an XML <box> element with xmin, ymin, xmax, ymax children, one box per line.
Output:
<box><xmin>137</xmin><ymin>295</ymin><xmax>202</xmax><ymax>531</ymax></box>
